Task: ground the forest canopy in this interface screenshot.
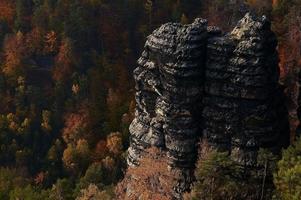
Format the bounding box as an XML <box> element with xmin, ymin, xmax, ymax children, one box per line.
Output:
<box><xmin>0</xmin><ymin>0</ymin><xmax>300</xmax><ymax>199</ymax></box>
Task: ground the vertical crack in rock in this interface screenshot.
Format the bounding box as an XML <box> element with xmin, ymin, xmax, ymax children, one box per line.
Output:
<box><xmin>203</xmin><ymin>13</ymin><xmax>290</xmax><ymax>166</ymax></box>
<box><xmin>127</xmin><ymin>13</ymin><xmax>290</xmax><ymax>198</ymax></box>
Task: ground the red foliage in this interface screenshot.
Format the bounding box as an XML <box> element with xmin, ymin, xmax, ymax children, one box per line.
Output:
<box><xmin>34</xmin><ymin>171</ymin><xmax>47</xmax><ymax>185</ymax></box>
<box><xmin>0</xmin><ymin>0</ymin><xmax>15</xmax><ymax>26</ymax></box>
<box><xmin>93</xmin><ymin>140</ymin><xmax>109</xmax><ymax>161</ymax></box>
<box><xmin>3</xmin><ymin>32</ymin><xmax>29</xmax><ymax>77</ymax></box>
<box><xmin>62</xmin><ymin>108</ymin><xmax>89</xmax><ymax>145</ymax></box>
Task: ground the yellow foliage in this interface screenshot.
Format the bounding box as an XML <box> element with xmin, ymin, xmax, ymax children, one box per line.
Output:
<box><xmin>106</xmin><ymin>132</ymin><xmax>122</xmax><ymax>155</ymax></box>
<box><xmin>41</xmin><ymin>110</ymin><xmax>52</xmax><ymax>132</ymax></box>
<box><xmin>62</xmin><ymin>144</ymin><xmax>77</xmax><ymax>170</ymax></box>
<box><xmin>102</xmin><ymin>156</ymin><xmax>115</xmax><ymax>170</ymax></box>
<box><xmin>76</xmin><ymin>139</ymin><xmax>90</xmax><ymax>157</ymax></box>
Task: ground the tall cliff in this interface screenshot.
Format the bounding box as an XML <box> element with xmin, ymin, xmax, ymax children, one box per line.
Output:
<box><xmin>203</xmin><ymin>13</ymin><xmax>290</xmax><ymax>166</ymax></box>
<box><xmin>128</xmin><ymin>18</ymin><xmax>207</xmax><ymax>169</ymax></box>
<box><xmin>127</xmin><ymin>13</ymin><xmax>290</xmax><ymax>198</ymax></box>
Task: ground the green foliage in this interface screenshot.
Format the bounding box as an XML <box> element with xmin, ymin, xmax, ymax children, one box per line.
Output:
<box><xmin>74</xmin><ymin>162</ymin><xmax>105</xmax><ymax>197</ymax></box>
<box><xmin>46</xmin><ymin>139</ymin><xmax>64</xmax><ymax>184</ymax></box>
<box><xmin>274</xmin><ymin>137</ymin><xmax>301</xmax><ymax>200</ymax></box>
<box><xmin>9</xmin><ymin>185</ymin><xmax>50</xmax><ymax>200</ymax></box>
<box><xmin>15</xmin><ymin>148</ymin><xmax>33</xmax><ymax>167</ymax></box>
<box><xmin>188</xmin><ymin>145</ymin><xmax>277</xmax><ymax>200</ymax></box>
<box><xmin>190</xmin><ymin>150</ymin><xmax>244</xmax><ymax>200</ymax></box>
<box><xmin>62</xmin><ymin>142</ymin><xmax>91</xmax><ymax>175</ymax></box>
<box><xmin>47</xmin><ymin>139</ymin><xmax>63</xmax><ymax>163</ymax></box>
<box><xmin>49</xmin><ymin>178</ymin><xmax>75</xmax><ymax>200</ymax></box>
<box><xmin>0</xmin><ymin>168</ymin><xmax>29</xmax><ymax>199</ymax></box>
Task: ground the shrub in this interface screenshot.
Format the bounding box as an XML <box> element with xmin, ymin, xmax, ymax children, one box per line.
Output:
<box><xmin>274</xmin><ymin>137</ymin><xmax>301</xmax><ymax>200</ymax></box>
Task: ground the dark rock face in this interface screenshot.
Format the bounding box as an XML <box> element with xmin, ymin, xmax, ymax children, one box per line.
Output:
<box><xmin>128</xmin><ymin>18</ymin><xmax>208</xmax><ymax>169</ymax></box>
<box><xmin>127</xmin><ymin>13</ymin><xmax>290</xmax><ymax>196</ymax></box>
<box><xmin>203</xmin><ymin>13</ymin><xmax>290</xmax><ymax>166</ymax></box>
<box><xmin>127</xmin><ymin>19</ymin><xmax>208</xmax><ymax>195</ymax></box>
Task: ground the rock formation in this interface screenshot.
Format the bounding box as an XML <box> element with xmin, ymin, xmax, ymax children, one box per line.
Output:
<box><xmin>127</xmin><ymin>19</ymin><xmax>209</xmax><ymax>167</ymax></box>
<box><xmin>203</xmin><ymin>13</ymin><xmax>290</xmax><ymax>166</ymax></box>
<box><xmin>127</xmin><ymin>19</ymin><xmax>208</xmax><ymax>194</ymax></box>
<box><xmin>127</xmin><ymin>13</ymin><xmax>290</xmax><ymax>198</ymax></box>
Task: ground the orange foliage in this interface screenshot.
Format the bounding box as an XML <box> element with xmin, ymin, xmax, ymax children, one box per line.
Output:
<box><xmin>63</xmin><ymin>139</ymin><xmax>91</xmax><ymax>173</ymax></box>
<box><xmin>3</xmin><ymin>32</ymin><xmax>28</xmax><ymax>77</ymax></box>
<box><xmin>76</xmin><ymin>139</ymin><xmax>91</xmax><ymax>157</ymax></box>
<box><xmin>62</xmin><ymin>109</ymin><xmax>89</xmax><ymax>145</ymax></box>
<box><xmin>278</xmin><ymin>45</ymin><xmax>286</xmax><ymax>78</ymax></box>
<box><xmin>53</xmin><ymin>37</ymin><xmax>75</xmax><ymax>82</ymax></box>
<box><xmin>62</xmin><ymin>144</ymin><xmax>77</xmax><ymax>171</ymax></box>
<box><xmin>116</xmin><ymin>148</ymin><xmax>179</xmax><ymax>200</ymax></box>
<box><xmin>34</xmin><ymin>171</ymin><xmax>47</xmax><ymax>185</ymax></box>
<box><xmin>0</xmin><ymin>0</ymin><xmax>15</xmax><ymax>26</ymax></box>
<box><xmin>44</xmin><ymin>31</ymin><xmax>58</xmax><ymax>54</ymax></box>
<box><xmin>76</xmin><ymin>184</ymin><xmax>112</xmax><ymax>200</ymax></box>
<box><xmin>272</xmin><ymin>0</ymin><xmax>278</xmax><ymax>8</ymax></box>
<box><xmin>106</xmin><ymin>132</ymin><xmax>123</xmax><ymax>155</ymax></box>
<box><xmin>267</xmin><ymin>0</ymin><xmax>301</xmax><ymax>140</ymax></box>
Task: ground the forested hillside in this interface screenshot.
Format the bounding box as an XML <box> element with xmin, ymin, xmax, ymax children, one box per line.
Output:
<box><xmin>0</xmin><ymin>0</ymin><xmax>300</xmax><ymax>199</ymax></box>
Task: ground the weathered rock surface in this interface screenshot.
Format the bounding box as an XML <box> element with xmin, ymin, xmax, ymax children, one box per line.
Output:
<box><xmin>203</xmin><ymin>13</ymin><xmax>290</xmax><ymax>166</ymax></box>
<box><xmin>127</xmin><ymin>18</ymin><xmax>207</xmax><ymax>169</ymax></box>
<box><xmin>127</xmin><ymin>13</ymin><xmax>290</xmax><ymax>198</ymax></box>
<box><xmin>127</xmin><ymin>19</ymin><xmax>208</xmax><ymax>196</ymax></box>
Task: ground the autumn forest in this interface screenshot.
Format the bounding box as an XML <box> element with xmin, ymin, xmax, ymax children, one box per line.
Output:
<box><xmin>0</xmin><ymin>0</ymin><xmax>300</xmax><ymax>199</ymax></box>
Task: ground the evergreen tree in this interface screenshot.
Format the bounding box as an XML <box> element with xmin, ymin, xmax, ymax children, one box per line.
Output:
<box><xmin>274</xmin><ymin>137</ymin><xmax>301</xmax><ymax>200</ymax></box>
